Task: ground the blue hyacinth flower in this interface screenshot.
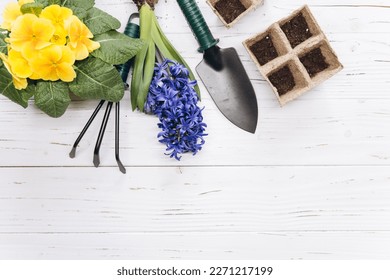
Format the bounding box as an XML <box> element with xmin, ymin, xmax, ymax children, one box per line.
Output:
<box><xmin>145</xmin><ymin>59</ymin><xmax>207</xmax><ymax>160</ymax></box>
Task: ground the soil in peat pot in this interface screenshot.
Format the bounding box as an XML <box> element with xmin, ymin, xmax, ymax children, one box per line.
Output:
<box><xmin>300</xmin><ymin>48</ymin><xmax>329</xmax><ymax>78</ymax></box>
<box><xmin>249</xmin><ymin>35</ymin><xmax>279</xmax><ymax>66</ymax></box>
<box><xmin>215</xmin><ymin>0</ymin><xmax>247</xmax><ymax>24</ymax></box>
<box><xmin>268</xmin><ymin>65</ymin><xmax>296</xmax><ymax>96</ymax></box>
<box><xmin>281</xmin><ymin>12</ymin><xmax>312</xmax><ymax>48</ymax></box>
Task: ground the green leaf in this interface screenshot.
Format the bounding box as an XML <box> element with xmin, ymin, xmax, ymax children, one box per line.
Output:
<box><xmin>84</xmin><ymin>7</ymin><xmax>121</xmax><ymax>35</ymax></box>
<box><xmin>73</xmin><ymin>7</ymin><xmax>89</xmax><ymax>19</ymax></box>
<box><xmin>0</xmin><ymin>32</ymin><xmax>7</xmax><ymax>55</ymax></box>
<box><xmin>153</xmin><ymin>16</ymin><xmax>201</xmax><ymax>98</ymax></box>
<box><xmin>131</xmin><ymin>4</ymin><xmax>155</xmax><ymax>111</ymax></box>
<box><xmin>137</xmin><ymin>40</ymin><xmax>155</xmax><ymax>111</ymax></box>
<box><xmin>20</xmin><ymin>3</ymin><xmax>44</xmax><ymax>16</ymax></box>
<box><xmin>131</xmin><ymin>41</ymin><xmax>148</xmax><ymax>110</ymax></box>
<box><xmin>62</xmin><ymin>0</ymin><xmax>94</xmax><ymax>10</ymax></box>
<box><xmin>91</xmin><ymin>30</ymin><xmax>144</xmax><ymax>65</ymax></box>
<box><xmin>61</xmin><ymin>0</ymin><xmax>94</xmax><ymax>19</ymax></box>
<box><xmin>0</xmin><ymin>67</ymin><xmax>31</xmax><ymax>108</ymax></box>
<box><xmin>69</xmin><ymin>57</ymin><xmax>124</xmax><ymax>102</ymax></box>
<box><xmin>23</xmin><ymin>83</ymin><xmax>36</xmax><ymax>100</ymax></box>
<box><xmin>34</xmin><ymin>81</ymin><xmax>71</xmax><ymax>118</ymax></box>
<box><xmin>35</xmin><ymin>0</ymin><xmax>61</xmax><ymax>6</ymax></box>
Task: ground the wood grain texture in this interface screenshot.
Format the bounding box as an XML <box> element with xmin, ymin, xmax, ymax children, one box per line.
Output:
<box><xmin>0</xmin><ymin>166</ymin><xmax>390</xmax><ymax>232</ymax></box>
<box><xmin>1</xmin><ymin>232</ymin><xmax>389</xmax><ymax>260</ymax></box>
<box><xmin>0</xmin><ymin>0</ymin><xmax>390</xmax><ymax>259</ymax></box>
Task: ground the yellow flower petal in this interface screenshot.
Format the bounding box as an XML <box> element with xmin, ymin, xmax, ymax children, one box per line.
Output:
<box><xmin>56</xmin><ymin>62</ymin><xmax>76</xmax><ymax>82</ymax></box>
<box><xmin>8</xmin><ymin>14</ymin><xmax>36</xmax><ymax>51</ymax></box>
<box><xmin>0</xmin><ymin>52</ymin><xmax>28</xmax><ymax>90</ymax></box>
<box><xmin>30</xmin><ymin>56</ymin><xmax>54</xmax><ymax>80</ymax></box>
<box><xmin>8</xmin><ymin>49</ymin><xmax>33</xmax><ymax>78</ymax></box>
<box><xmin>12</xmin><ymin>75</ymin><xmax>28</xmax><ymax>90</ymax></box>
<box><xmin>45</xmin><ymin>68</ymin><xmax>61</xmax><ymax>81</ymax></box>
<box><xmin>69</xmin><ymin>41</ymin><xmax>89</xmax><ymax>60</ymax></box>
<box><xmin>19</xmin><ymin>0</ymin><xmax>35</xmax><ymax>5</ymax></box>
<box><xmin>32</xmin><ymin>18</ymin><xmax>56</xmax><ymax>46</ymax></box>
<box><xmin>29</xmin><ymin>71</ymin><xmax>41</xmax><ymax>80</ymax></box>
<box><xmin>0</xmin><ymin>52</ymin><xmax>12</xmax><ymax>74</ymax></box>
<box><xmin>42</xmin><ymin>44</ymin><xmax>63</xmax><ymax>62</ymax></box>
<box><xmin>60</xmin><ymin>46</ymin><xmax>75</xmax><ymax>64</ymax></box>
<box><xmin>68</xmin><ymin>16</ymin><xmax>93</xmax><ymax>38</ymax></box>
<box><xmin>40</xmin><ymin>5</ymin><xmax>73</xmax><ymax>28</ymax></box>
<box><xmin>86</xmin><ymin>40</ymin><xmax>100</xmax><ymax>53</ymax></box>
<box><xmin>0</xmin><ymin>3</ymin><xmax>21</xmax><ymax>31</ymax></box>
<box><xmin>68</xmin><ymin>16</ymin><xmax>100</xmax><ymax>60</ymax></box>
<box><xmin>21</xmin><ymin>44</ymin><xmax>41</xmax><ymax>61</ymax></box>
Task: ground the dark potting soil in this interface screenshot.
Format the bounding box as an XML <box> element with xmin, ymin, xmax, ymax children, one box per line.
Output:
<box><xmin>214</xmin><ymin>0</ymin><xmax>247</xmax><ymax>24</ymax></box>
<box><xmin>268</xmin><ymin>66</ymin><xmax>296</xmax><ymax>96</ymax></box>
<box><xmin>281</xmin><ymin>12</ymin><xmax>312</xmax><ymax>48</ymax></box>
<box><xmin>249</xmin><ymin>35</ymin><xmax>279</xmax><ymax>66</ymax></box>
<box><xmin>300</xmin><ymin>48</ymin><xmax>329</xmax><ymax>78</ymax></box>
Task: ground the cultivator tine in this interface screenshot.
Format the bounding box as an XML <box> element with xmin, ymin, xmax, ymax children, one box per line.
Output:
<box><xmin>69</xmin><ymin>100</ymin><xmax>106</xmax><ymax>159</ymax></box>
<box><xmin>115</xmin><ymin>102</ymin><xmax>126</xmax><ymax>174</ymax></box>
<box><xmin>93</xmin><ymin>102</ymin><xmax>113</xmax><ymax>168</ymax></box>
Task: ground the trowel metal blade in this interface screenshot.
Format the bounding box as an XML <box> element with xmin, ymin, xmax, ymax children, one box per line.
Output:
<box><xmin>196</xmin><ymin>46</ymin><xmax>258</xmax><ymax>133</ymax></box>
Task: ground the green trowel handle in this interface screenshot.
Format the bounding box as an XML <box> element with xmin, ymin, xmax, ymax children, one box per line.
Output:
<box><xmin>176</xmin><ymin>0</ymin><xmax>219</xmax><ymax>53</ymax></box>
<box><xmin>116</xmin><ymin>13</ymin><xmax>140</xmax><ymax>83</ymax></box>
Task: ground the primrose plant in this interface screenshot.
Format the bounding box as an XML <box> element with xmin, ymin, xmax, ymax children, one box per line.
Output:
<box><xmin>0</xmin><ymin>0</ymin><xmax>143</xmax><ymax>117</ymax></box>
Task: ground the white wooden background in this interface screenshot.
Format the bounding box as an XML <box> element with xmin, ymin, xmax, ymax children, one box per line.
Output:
<box><xmin>1</xmin><ymin>0</ymin><xmax>390</xmax><ymax>259</ymax></box>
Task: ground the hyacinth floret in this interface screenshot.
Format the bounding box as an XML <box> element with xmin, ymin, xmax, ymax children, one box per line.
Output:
<box><xmin>146</xmin><ymin>59</ymin><xmax>207</xmax><ymax>160</ymax></box>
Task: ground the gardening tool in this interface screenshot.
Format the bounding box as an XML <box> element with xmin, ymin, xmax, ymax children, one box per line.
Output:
<box><xmin>176</xmin><ymin>0</ymin><xmax>258</xmax><ymax>133</ymax></box>
<box><xmin>69</xmin><ymin>13</ymin><xmax>140</xmax><ymax>174</ymax></box>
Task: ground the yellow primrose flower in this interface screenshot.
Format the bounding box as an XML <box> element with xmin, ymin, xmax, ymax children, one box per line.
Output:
<box><xmin>1</xmin><ymin>2</ymin><xmax>21</xmax><ymax>31</ymax></box>
<box><xmin>40</xmin><ymin>5</ymin><xmax>73</xmax><ymax>29</ymax></box>
<box><xmin>7</xmin><ymin>48</ymin><xmax>33</xmax><ymax>78</ymax></box>
<box><xmin>19</xmin><ymin>0</ymin><xmax>35</xmax><ymax>5</ymax></box>
<box><xmin>40</xmin><ymin>5</ymin><xmax>73</xmax><ymax>46</ymax></box>
<box><xmin>51</xmin><ymin>26</ymin><xmax>68</xmax><ymax>45</ymax></box>
<box><xmin>0</xmin><ymin>0</ymin><xmax>35</xmax><ymax>31</ymax></box>
<box><xmin>68</xmin><ymin>15</ymin><xmax>100</xmax><ymax>60</ymax></box>
<box><xmin>0</xmin><ymin>52</ymin><xmax>28</xmax><ymax>90</ymax></box>
<box><xmin>8</xmin><ymin>14</ymin><xmax>55</xmax><ymax>59</ymax></box>
<box><xmin>30</xmin><ymin>45</ymin><xmax>76</xmax><ymax>82</ymax></box>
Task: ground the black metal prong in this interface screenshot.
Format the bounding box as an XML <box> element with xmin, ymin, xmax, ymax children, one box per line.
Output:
<box><xmin>115</xmin><ymin>102</ymin><xmax>126</xmax><ymax>174</ymax></box>
<box><xmin>69</xmin><ymin>100</ymin><xmax>106</xmax><ymax>159</ymax></box>
<box><xmin>93</xmin><ymin>102</ymin><xmax>113</xmax><ymax>168</ymax></box>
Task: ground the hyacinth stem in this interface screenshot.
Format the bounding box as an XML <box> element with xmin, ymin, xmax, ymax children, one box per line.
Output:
<box><xmin>155</xmin><ymin>47</ymin><xmax>164</xmax><ymax>64</ymax></box>
<box><xmin>131</xmin><ymin>3</ymin><xmax>199</xmax><ymax>112</ymax></box>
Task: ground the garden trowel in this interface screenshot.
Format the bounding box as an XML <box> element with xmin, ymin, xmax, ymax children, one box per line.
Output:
<box><xmin>176</xmin><ymin>0</ymin><xmax>258</xmax><ymax>133</ymax></box>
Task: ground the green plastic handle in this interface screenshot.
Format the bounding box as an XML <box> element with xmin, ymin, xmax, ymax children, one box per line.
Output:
<box><xmin>176</xmin><ymin>0</ymin><xmax>219</xmax><ymax>52</ymax></box>
<box><xmin>116</xmin><ymin>13</ymin><xmax>140</xmax><ymax>83</ymax></box>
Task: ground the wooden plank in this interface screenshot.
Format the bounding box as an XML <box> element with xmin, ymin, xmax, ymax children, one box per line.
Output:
<box><xmin>0</xmin><ymin>231</ymin><xmax>389</xmax><ymax>259</ymax></box>
<box><xmin>1</xmin><ymin>97</ymin><xmax>390</xmax><ymax>166</ymax></box>
<box><xmin>0</xmin><ymin>167</ymin><xmax>389</xmax><ymax>232</ymax></box>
